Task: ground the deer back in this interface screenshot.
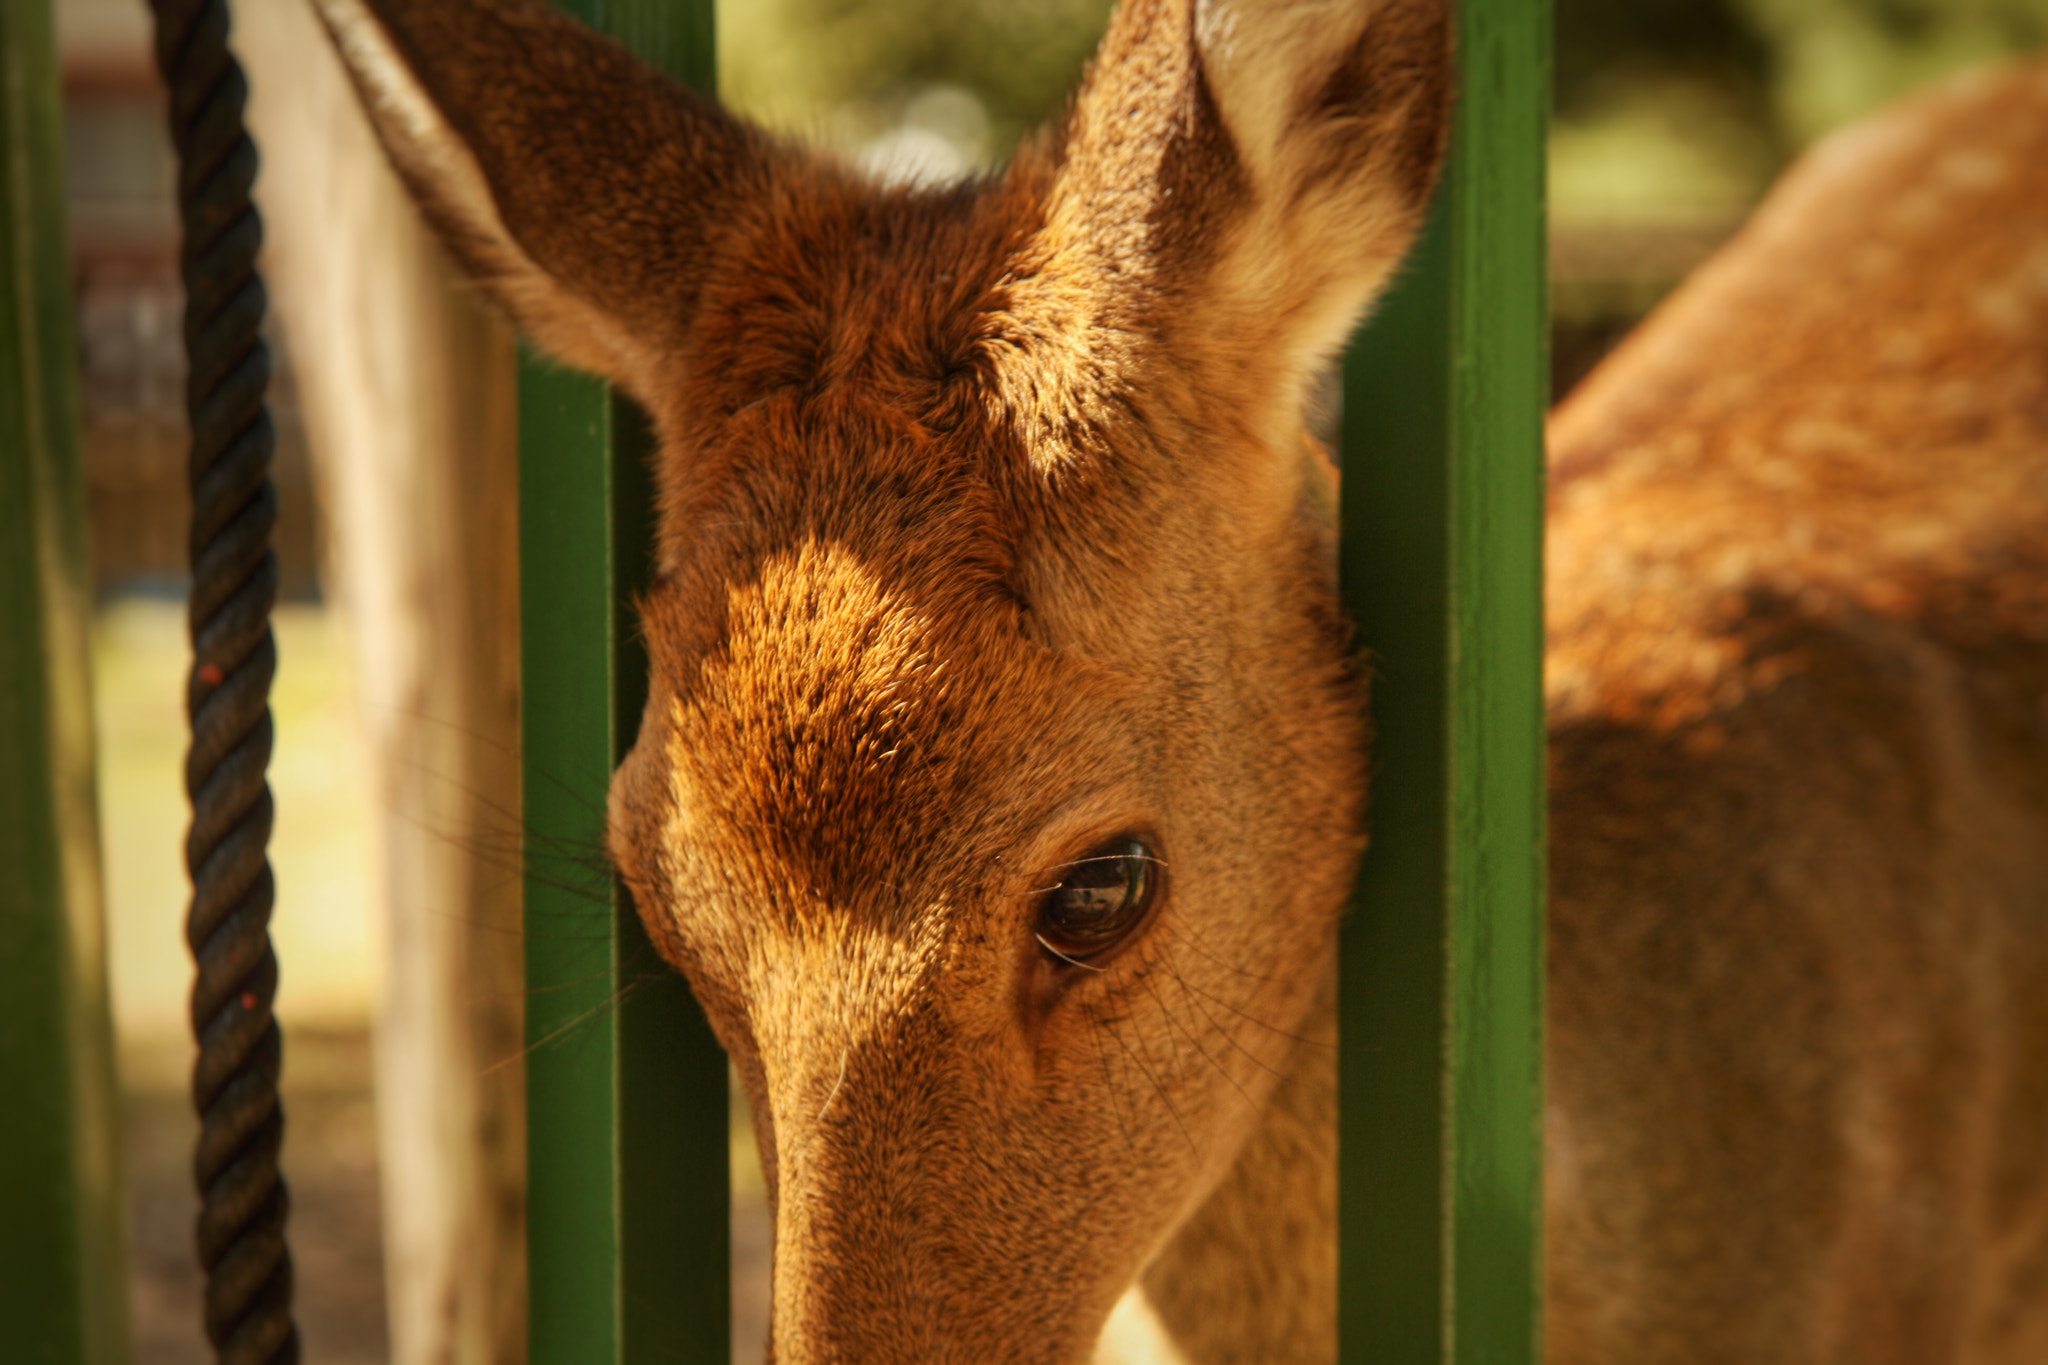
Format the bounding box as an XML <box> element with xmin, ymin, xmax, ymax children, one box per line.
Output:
<box><xmin>1546</xmin><ymin>61</ymin><xmax>2048</xmax><ymax>1365</ymax></box>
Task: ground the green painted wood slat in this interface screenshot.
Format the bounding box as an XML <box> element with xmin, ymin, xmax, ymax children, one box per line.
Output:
<box><xmin>518</xmin><ymin>4</ymin><xmax>726</xmax><ymax>1363</ymax></box>
<box><xmin>1337</xmin><ymin>0</ymin><xmax>1550</xmax><ymax>1361</ymax></box>
<box><xmin>0</xmin><ymin>0</ymin><xmax>133</xmax><ymax>1359</ymax></box>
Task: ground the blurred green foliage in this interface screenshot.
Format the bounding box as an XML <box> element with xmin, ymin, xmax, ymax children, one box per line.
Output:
<box><xmin>721</xmin><ymin>0</ymin><xmax>2047</xmax><ymax>213</ymax></box>
<box><xmin>1554</xmin><ymin>0</ymin><xmax>2048</xmax><ymax>217</ymax></box>
<box><xmin>720</xmin><ymin>0</ymin><xmax>1114</xmax><ymax>155</ymax></box>
<box><xmin>1740</xmin><ymin>0</ymin><xmax>2048</xmax><ymax>140</ymax></box>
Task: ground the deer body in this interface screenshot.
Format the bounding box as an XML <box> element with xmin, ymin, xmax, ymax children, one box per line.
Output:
<box><xmin>310</xmin><ymin>0</ymin><xmax>2048</xmax><ymax>1360</ymax></box>
<box><xmin>1546</xmin><ymin>66</ymin><xmax>2048</xmax><ymax>1363</ymax></box>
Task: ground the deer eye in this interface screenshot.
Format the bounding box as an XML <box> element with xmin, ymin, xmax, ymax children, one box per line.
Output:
<box><xmin>1038</xmin><ymin>838</ymin><xmax>1160</xmax><ymax>964</ymax></box>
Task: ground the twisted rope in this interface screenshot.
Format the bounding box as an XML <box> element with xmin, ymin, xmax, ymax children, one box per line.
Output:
<box><xmin>151</xmin><ymin>1</ymin><xmax>300</xmax><ymax>1361</ymax></box>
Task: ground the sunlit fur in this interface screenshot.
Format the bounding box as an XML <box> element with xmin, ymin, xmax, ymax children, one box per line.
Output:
<box><xmin>318</xmin><ymin>0</ymin><xmax>2048</xmax><ymax>1360</ymax></box>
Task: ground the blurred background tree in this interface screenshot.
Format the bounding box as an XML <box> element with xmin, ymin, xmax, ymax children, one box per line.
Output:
<box><xmin>721</xmin><ymin>0</ymin><xmax>1109</xmax><ymax>171</ymax></box>
<box><xmin>721</xmin><ymin>0</ymin><xmax>2048</xmax><ymax>202</ymax></box>
<box><xmin>1549</xmin><ymin>0</ymin><xmax>2048</xmax><ymax>384</ymax></box>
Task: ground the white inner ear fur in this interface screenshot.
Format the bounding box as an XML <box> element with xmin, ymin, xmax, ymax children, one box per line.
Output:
<box><xmin>312</xmin><ymin>0</ymin><xmax>653</xmax><ymax>391</ymax></box>
<box><xmin>1196</xmin><ymin>0</ymin><xmax>1370</xmax><ymax>186</ymax></box>
<box><xmin>1195</xmin><ymin>0</ymin><xmax>1416</xmax><ymax>436</ymax></box>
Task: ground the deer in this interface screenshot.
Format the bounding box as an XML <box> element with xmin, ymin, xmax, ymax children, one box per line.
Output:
<box><xmin>305</xmin><ymin>0</ymin><xmax>2048</xmax><ymax>1359</ymax></box>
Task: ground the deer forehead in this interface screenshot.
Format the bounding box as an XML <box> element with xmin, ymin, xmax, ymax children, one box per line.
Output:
<box><xmin>623</xmin><ymin>537</ymin><xmax>1145</xmax><ymax>944</ymax></box>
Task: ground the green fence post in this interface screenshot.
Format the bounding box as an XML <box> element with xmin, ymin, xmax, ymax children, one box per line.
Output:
<box><xmin>520</xmin><ymin>4</ymin><xmax>728</xmax><ymax>1363</ymax></box>
<box><xmin>0</xmin><ymin>0</ymin><xmax>132</xmax><ymax>1359</ymax></box>
<box><xmin>1337</xmin><ymin>0</ymin><xmax>1549</xmax><ymax>1361</ymax></box>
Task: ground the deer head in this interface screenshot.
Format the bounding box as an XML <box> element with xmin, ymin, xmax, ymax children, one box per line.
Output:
<box><xmin>314</xmin><ymin>0</ymin><xmax>1450</xmax><ymax>1357</ymax></box>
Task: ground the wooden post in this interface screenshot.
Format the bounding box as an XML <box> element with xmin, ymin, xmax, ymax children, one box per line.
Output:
<box><xmin>520</xmin><ymin>5</ymin><xmax>730</xmax><ymax>1362</ymax></box>
<box><xmin>0</xmin><ymin>0</ymin><xmax>132</xmax><ymax>1358</ymax></box>
<box><xmin>1337</xmin><ymin>0</ymin><xmax>1550</xmax><ymax>1360</ymax></box>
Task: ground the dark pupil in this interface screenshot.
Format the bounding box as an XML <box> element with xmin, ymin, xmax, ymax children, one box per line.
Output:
<box><xmin>1046</xmin><ymin>840</ymin><xmax>1152</xmax><ymax>949</ymax></box>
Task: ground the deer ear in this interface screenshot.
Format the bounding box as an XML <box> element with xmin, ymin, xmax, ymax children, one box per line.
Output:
<box><xmin>1022</xmin><ymin>0</ymin><xmax>1452</xmax><ymax>444</ymax></box>
<box><xmin>312</xmin><ymin>0</ymin><xmax>775</xmax><ymax>401</ymax></box>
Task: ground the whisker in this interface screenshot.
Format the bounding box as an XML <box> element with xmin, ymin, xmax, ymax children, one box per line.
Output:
<box><xmin>1158</xmin><ymin>946</ymin><xmax>1291</xmax><ymax>1083</ymax></box>
<box><xmin>1102</xmin><ymin>989</ymin><xmax>1199</xmax><ymax>1162</ymax></box>
<box><xmin>1165</xmin><ymin>968</ymin><xmax>1333</xmax><ymax>1051</ymax></box>
<box><xmin>370</xmin><ymin>707</ymin><xmax>615</xmax><ymax>823</ymax></box>
<box><xmin>477</xmin><ymin>977</ymin><xmax>646</xmax><ymax>1078</ymax></box>
<box><xmin>1155</xmin><ymin>918</ymin><xmax>1289</xmax><ymax>985</ymax></box>
<box><xmin>1085</xmin><ymin>1002</ymin><xmax>1140</xmax><ymax>1162</ymax></box>
<box><xmin>518</xmin><ymin>964</ymin><xmax>625</xmax><ymax>1000</ymax></box>
<box><xmin>374</xmin><ymin>813</ymin><xmax>621</xmax><ymax>922</ymax></box>
<box><xmin>1131</xmin><ymin>961</ymin><xmax>1262</xmax><ymax>1116</ymax></box>
<box><xmin>367</xmin><ymin>741</ymin><xmax>623</xmax><ymax>874</ymax></box>
<box><xmin>814</xmin><ymin>1049</ymin><xmax>851</xmax><ymax>1129</ymax></box>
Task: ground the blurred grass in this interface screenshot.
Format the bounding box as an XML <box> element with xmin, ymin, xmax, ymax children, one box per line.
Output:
<box><xmin>94</xmin><ymin>597</ymin><xmax>381</xmax><ymax>1042</ymax></box>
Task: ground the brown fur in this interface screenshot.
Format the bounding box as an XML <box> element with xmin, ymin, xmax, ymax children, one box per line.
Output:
<box><xmin>1546</xmin><ymin>62</ymin><xmax>2048</xmax><ymax>1365</ymax></box>
<box><xmin>314</xmin><ymin>0</ymin><xmax>2048</xmax><ymax>1360</ymax></box>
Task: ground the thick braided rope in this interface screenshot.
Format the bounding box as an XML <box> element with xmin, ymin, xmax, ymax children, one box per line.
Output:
<box><xmin>151</xmin><ymin>2</ymin><xmax>301</xmax><ymax>1361</ymax></box>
